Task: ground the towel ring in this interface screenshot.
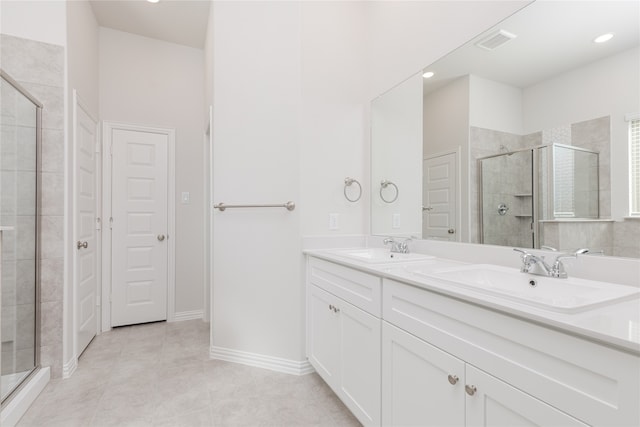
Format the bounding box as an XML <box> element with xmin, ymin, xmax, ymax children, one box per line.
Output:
<box><xmin>344</xmin><ymin>177</ymin><xmax>362</xmax><ymax>202</ymax></box>
<box><xmin>380</xmin><ymin>180</ymin><xmax>399</xmax><ymax>203</ymax></box>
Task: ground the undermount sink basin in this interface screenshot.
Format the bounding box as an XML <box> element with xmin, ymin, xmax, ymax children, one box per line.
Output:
<box><xmin>421</xmin><ymin>264</ymin><xmax>640</xmax><ymax>313</ymax></box>
<box><xmin>332</xmin><ymin>248</ymin><xmax>434</xmax><ymax>264</ymax></box>
<box><xmin>381</xmin><ymin>259</ymin><xmax>469</xmax><ymax>274</ymax></box>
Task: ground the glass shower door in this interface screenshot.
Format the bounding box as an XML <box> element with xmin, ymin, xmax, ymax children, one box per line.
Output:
<box><xmin>479</xmin><ymin>150</ymin><xmax>534</xmax><ymax>248</ymax></box>
<box><xmin>1</xmin><ymin>71</ymin><xmax>40</xmax><ymax>404</ymax></box>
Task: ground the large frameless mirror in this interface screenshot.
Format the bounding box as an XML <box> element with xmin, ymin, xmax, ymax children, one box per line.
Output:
<box><xmin>370</xmin><ymin>1</ymin><xmax>640</xmax><ymax>258</ymax></box>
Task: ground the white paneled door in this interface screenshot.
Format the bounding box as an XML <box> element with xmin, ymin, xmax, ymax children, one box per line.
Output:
<box><xmin>74</xmin><ymin>95</ymin><xmax>99</xmax><ymax>356</ymax></box>
<box><xmin>423</xmin><ymin>153</ymin><xmax>457</xmax><ymax>241</ymax></box>
<box><xmin>111</xmin><ymin>128</ymin><xmax>169</xmax><ymax>327</ymax></box>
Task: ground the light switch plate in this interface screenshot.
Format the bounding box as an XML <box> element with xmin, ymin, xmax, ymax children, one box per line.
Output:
<box><xmin>329</xmin><ymin>213</ymin><xmax>339</xmax><ymax>230</ymax></box>
<box><xmin>392</xmin><ymin>213</ymin><xmax>400</xmax><ymax>229</ymax></box>
<box><xmin>181</xmin><ymin>192</ymin><xmax>190</xmax><ymax>204</ymax></box>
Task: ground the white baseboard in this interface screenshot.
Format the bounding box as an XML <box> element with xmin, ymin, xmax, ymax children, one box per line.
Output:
<box><xmin>1</xmin><ymin>367</ymin><xmax>50</xmax><ymax>427</ymax></box>
<box><xmin>172</xmin><ymin>310</ymin><xmax>204</xmax><ymax>322</ymax></box>
<box><xmin>210</xmin><ymin>346</ymin><xmax>314</xmax><ymax>376</ymax></box>
<box><xmin>62</xmin><ymin>357</ymin><xmax>77</xmax><ymax>379</ymax></box>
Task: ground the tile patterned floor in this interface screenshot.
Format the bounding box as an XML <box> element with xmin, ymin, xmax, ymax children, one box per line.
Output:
<box><xmin>17</xmin><ymin>320</ymin><xmax>361</xmax><ymax>427</ymax></box>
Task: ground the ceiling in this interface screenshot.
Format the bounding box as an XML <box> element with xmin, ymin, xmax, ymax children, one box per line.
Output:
<box><xmin>423</xmin><ymin>0</ymin><xmax>639</xmax><ymax>94</ymax></box>
<box><xmin>89</xmin><ymin>0</ymin><xmax>210</xmax><ymax>49</ymax></box>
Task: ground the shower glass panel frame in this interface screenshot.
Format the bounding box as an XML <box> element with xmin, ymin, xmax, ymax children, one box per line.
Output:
<box><xmin>0</xmin><ymin>69</ymin><xmax>42</xmax><ymax>406</ymax></box>
<box><xmin>478</xmin><ymin>143</ymin><xmax>599</xmax><ymax>248</ymax></box>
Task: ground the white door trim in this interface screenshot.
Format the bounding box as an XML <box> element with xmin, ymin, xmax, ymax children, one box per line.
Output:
<box><xmin>71</xmin><ymin>90</ymin><xmax>100</xmax><ymax>368</ymax></box>
<box><xmin>101</xmin><ymin>121</ymin><xmax>176</xmax><ymax>331</ymax></box>
<box><xmin>203</xmin><ymin>106</ymin><xmax>213</xmax><ymax>324</ymax></box>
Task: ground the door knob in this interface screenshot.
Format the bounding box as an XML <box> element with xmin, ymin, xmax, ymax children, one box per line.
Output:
<box><xmin>157</xmin><ymin>234</ymin><xmax>165</xmax><ymax>241</ymax></box>
<box><xmin>76</xmin><ymin>241</ymin><xmax>88</xmax><ymax>249</ymax></box>
<box><xmin>448</xmin><ymin>229</ymin><xmax>455</xmax><ymax>234</ymax></box>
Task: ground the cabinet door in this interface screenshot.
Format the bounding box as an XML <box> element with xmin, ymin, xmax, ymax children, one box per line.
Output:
<box><xmin>465</xmin><ymin>365</ymin><xmax>588</xmax><ymax>427</ymax></box>
<box><xmin>339</xmin><ymin>299</ymin><xmax>381</xmax><ymax>426</ymax></box>
<box><xmin>308</xmin><ymin>285</ymin><xmax>341</xmax><ymax>388</ymax></box>
<box><xmin>382</xmin><ymin>322</ymin><xmax>465</xmax><ymax>427</ymax></box>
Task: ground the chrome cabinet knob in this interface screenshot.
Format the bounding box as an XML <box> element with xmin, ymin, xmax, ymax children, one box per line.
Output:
<box><xmin>76</xmin><ymin>241</ymin><xmax>88</xmax><ymax>250</ymax></box>
<box><xmin>448</xmin><ymin>229</ymin><xmax>455</xmax><ymax>234</ymax></box>
<box><xmin>447</xmin><ymin>374</ymin><xmax>459</xmax><ymax>385</ymax></box>
<box><xmin>157</xmin><ymin>234</ymin><xmax>166</xmax><ymax>241</ymax></box>
<box><xmin>465</xmin><ymin>385</ymin><xmax>477</xmax><ymax>396</ymax></box>
<box><xmin>328</xmin><ymin>304</ymin><xmax>340</xmax><ymax>313</ymax></box>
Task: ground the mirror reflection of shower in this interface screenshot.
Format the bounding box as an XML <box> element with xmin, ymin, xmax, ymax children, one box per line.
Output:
<box><xmin>1</xmin><ymin>70</ymin><xmax>41</xmax><ymax>405</ymax></box>
<box><xmin>478</xmin><ymin>144</ymin><xmax>599</xmax><ymax>248</ymax></box>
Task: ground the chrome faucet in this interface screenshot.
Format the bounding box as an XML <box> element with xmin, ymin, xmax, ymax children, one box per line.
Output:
<box><xmin>384</xmin><ymin>237</ymin><xmax>412</xmax><ymax>254</ymax></box>
<box><xmin>513</xmin><ymin>248</ymin><xmax>577</xmax><ymax>279</ymax></box>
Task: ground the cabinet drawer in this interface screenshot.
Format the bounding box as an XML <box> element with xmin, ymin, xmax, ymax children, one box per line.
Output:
<box><xmin>383</xmin><ymin>278</ymin><xmax>640</xmax><ymax>427</ymax></box>
<box><xmin>308</xmin><ymin>257</ymin><xmax>381</xmax><ymax>316</ymax></box>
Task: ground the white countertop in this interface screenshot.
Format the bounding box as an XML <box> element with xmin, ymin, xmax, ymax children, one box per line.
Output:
<box><xmin>304</xmin><ymin>248</ymin><xmax>640</xmax><ymax>355</ymax></box>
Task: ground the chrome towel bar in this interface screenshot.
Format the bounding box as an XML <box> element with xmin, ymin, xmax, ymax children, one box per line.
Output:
<box><xmin>214</xmin><ymin>201</ymin><xmax>296</xmax><ymax>212</ymax></box>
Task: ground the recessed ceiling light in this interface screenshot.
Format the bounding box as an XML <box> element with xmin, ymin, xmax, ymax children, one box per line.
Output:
<box><xmin>423</xmin><ymin>71</ymin><xmax>435</xmax><ymax>79</ymax></box>
<box><xmin>593</xmin><ymin>33</ymin><xmax>614</xmax><ymax>43</ymax></box>
<box><xmin>147</xmin><ymin>0</ymin><xmax>160</xmax><ymax>3</ymax></box>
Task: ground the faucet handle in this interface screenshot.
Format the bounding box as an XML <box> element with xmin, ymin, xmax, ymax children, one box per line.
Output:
<box><xmin>550</xmin><ymin>253</ymin><xmax>576</xmax><ymax>278</ymax></box>
<box><xmin>541</xmin><ymin>245</ymin><xmax>558</xmax><ymax>251</ymax></box>
<box><xmin>383</xmin><ymin>237</ymin><xmax>396</xmax><ymax>245</ymax></box>
<box><xmin>513</xmin><ymin>248</ymin><xmax>533</xmax><ymax>273</ymax></box>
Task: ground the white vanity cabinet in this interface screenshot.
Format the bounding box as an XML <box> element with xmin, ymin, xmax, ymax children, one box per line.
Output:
<box><xmin>306</xmin><ymin>257</ymin><xmax>382</xmax><ymax>426</ymax></box>
<box><xmin>383</xmin><ymin>322</ymin><xmax>587</xmax><ymax>427</ymax></box>
<box><xmin>305</xmin><ymin>254</ymin><xmax>640</xmax><ymax>427</ymax></box>
<box><xmin>383</xmin><ymin>278</ymin><xmax>640</xmax><ymax>427</ymax></box>
<box><xmin>382</xmin><ymin>322</ymin><xmax>465</xmax><ymax>426</ymax></box>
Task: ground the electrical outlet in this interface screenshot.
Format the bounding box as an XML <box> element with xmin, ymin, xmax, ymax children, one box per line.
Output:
<box><xmin>392</xmin><ymin>213</ymin><xmax>401</xmax><ymax>229</ymax></box>
<box><xmin>329</xmin><ymin>213</ymin><xmax>339</xmax><ymax>230</ymax></box>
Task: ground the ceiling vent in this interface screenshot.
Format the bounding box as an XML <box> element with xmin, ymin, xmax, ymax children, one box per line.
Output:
<box><xmin>476</xmin><ymin>29</ymin><xmax>517</xmax><ymax>51</ymax></box>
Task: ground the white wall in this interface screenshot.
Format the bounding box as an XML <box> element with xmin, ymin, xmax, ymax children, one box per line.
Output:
<box><xmin>206</xmin><ymin>0</ymin><xmax>535</xmax><ymax>366</ymax></box>
<box><xmin>64</xmin><ymin>0</ymin><xmax>99</xmax><ymax>372</ymax></box>
<box><xmin>523</xmin><ymin>47</ymin><xmax>640</xmax><ymax>220</ymax></box>
<box><xmin>211</xmin><ymin>1</ymin><xmax>303</xmax><ymax>362</ymax></box>
<box><xmin>469</xmin><ymin>75</ymin><xmax>523</xmax><ymax>135</ymax></box>
<box><xmin>372</xmin><ymin>73</ymin><xmax>423</xmax><ymax>237</ymax></box>
<box><xmin>300</xmin><ymin>1</ymin><xmax>368</xmax><ymax>237</ymax></box>
<box><xmin>0</xmin><ymin>0</ymin><xmax>66</xmax><ymax>46</ymax></box>
<box><xmin>99</xmin><ymin>28</ymin><xmax>205</xmax><ymax>315</ymax></box>
<box><xmin>423</xmin><ymin>76</ymin><xmax>470</xmax><ymax>241</ymax></box>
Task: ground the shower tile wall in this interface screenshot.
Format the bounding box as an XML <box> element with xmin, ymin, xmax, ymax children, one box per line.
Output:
<box><xmin>1</xmin><ymin>34</ymin><xmax>65</xmax><ymax>378</ymax></box>
<box><xmin>538</xmin><ymin>221</ymin><xmax>613</xmax><ymax>255</ymax></box>
<box><xmin>612</xmin><ymin>219</ymin><xmax>640</xmax><ymax>258</ymax></box>
<box><xmin>469</xmin><ymin>127</ymin><xmax>535</xmax><ymax>244</ymax></box>
<box><xmin>471</xmin><ymin>116</ymin><xmax>611</xmax><ymax>249</ymax></box>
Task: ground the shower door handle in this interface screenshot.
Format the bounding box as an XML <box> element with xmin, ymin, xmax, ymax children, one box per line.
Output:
<box><xmin>76</xmin><ymin>241</ymin><xmax>88</xmax><ymax>249</ymax></box>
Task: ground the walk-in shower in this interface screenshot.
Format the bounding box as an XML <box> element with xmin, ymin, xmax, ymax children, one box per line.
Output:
<box><xmin>0</xmin><ymin>70</ymin><xmax>42</xmax><ymax>405</ymax></box>
<box><xmin>478</xmin><ymin>144</ymin><xmax>599</xmax><ymax>248</ymax></box>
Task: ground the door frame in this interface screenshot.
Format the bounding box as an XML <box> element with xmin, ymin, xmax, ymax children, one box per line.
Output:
<box><xmin>72</xmin><ymin>90</ymin><xmax>100</xmax><ymax>364</ymax></box>
<box><xmin>203</xmin><ymin>106</ymin><xmax>213</xmax><ymax>324</ymax></box>
<box><xmin>101</xmin><ymin>121</ymin><xmax>176</xmax><ymax>331</ymax></box>
<box><xmin>423</xmin><ymin>149</ymin><xmax>460</xmax><ymax>242</ymax></box>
